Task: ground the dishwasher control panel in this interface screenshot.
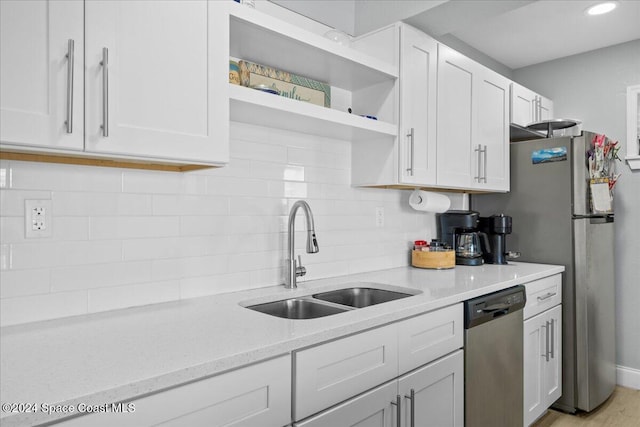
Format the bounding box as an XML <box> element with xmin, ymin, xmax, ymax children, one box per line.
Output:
<box><xmin>464</xmin><ymin>285</ymin><xmax>526</xmax><ymax>328</ymax></box>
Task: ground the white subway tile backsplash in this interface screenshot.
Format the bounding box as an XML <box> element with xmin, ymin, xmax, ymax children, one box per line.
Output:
<box><xmin>231</xmin><ymin>139</ymin><xmax>287</xmax><ymax>163</ymax></box>
<box><xmin>122</xmin><ymin>237</ymin><xmax>182</xmax><ymax>261</ymax></box>
<box><xmin>205</xmin><ymin>177</ymin><xmax>269</xmax><ymax>197</ymax></box>
<box><xmin>180</xmin><ymin>254</ymin><xmax>229</xmax><ymax>278</ymax></box>
<box><xmin>122</xmin><ymin>170</ymin><xmax>183</xmax><ymax>194</ymax></box>
<box><xmin>179</xmin><ymin>215</ymin><xmax>232</xmax><ymax>236</ymax></box>
<box><xmin>89</xmin><ymin>216</ymin><xmax>180</xmax><ymax>240</ymax></box>
<box><xmin>0</xmin><ymin>122</ymin><xmax>438</xmax><ymax>326</ymax></box>
<box><xmin>53</xmin><ymin>217</ymin><xmax>90</xmax><ymax>241</ymax></box>
<box><xmin>88</xmin><ymin>281</ymin><xmax>179</xmax><ymax>313</ymax></box>
<box><xmin>180</xmin><ymin>271</ymin><xmax>253</xmax><ymax>299</ymax></box>
<box><xmin>1</xmin><ymin>291</ymin><xmax>87</xmax><ymax>326</ymax></box>
<box><xmin>0</xmin><ymin>269</ymin><xmax>50</xmax><ymax>298</ymax></box>
<box><xmin>0</xmin><ymin>190</ymin><xmax>51</xmax><ymax>216</ymax></box>
<box><xmin>10</xmin><ymin>161</ymin><xmax>122</xmax><ymax>192</ymax></box>
<box><xmin>51</xmin><ymin>261</ymin><xmax>152</xmax><ymax>292</ymax></box>
<box><xmin>152</xmin><ymin>194</ymin><xmax>230</xmax><ymax>216</ymax></box>
<box><xmin>151</xmin><ymin>258</ymin><xmax>183</xmax><ymax>281</ymax></box>
<box><xmin>0</xmin><ymin>217</ymin><xmax>24</xmax><ymax>243</ymax></box>
<box><xmin>10</xmin><ymin>241</ymin><xmax>122</xmax><ymax>270</ymax></box>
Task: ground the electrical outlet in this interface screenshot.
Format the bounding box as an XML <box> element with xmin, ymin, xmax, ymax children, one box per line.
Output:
<box><xmin>25</xmin><ymin>199</ymin><xmax>53</xmax><ymax>238</ymax></box>
<box><xmin>375</xmin><ymin>207</ymin><xmax>384</xmax><ymax>227</ymax></box>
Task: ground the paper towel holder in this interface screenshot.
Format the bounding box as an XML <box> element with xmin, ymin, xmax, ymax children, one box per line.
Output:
<box><xmin>409</xmin><ymin>189</ymin><xmax>451</xmax><ymax>213</ymax></box>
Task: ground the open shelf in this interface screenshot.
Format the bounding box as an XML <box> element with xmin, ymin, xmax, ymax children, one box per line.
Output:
<box><xmin>228</xmin><ymin>2</ymin><xmax>398</xmax><ymax>92</ymax></box>
<box><xmin>229</xmin><ymin>84</ymin><xmax>397</xmax><ymax>141</ymax></box>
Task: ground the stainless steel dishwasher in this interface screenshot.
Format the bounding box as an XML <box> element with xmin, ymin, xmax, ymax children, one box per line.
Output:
<box><xmin>464</xmin><ymin>285</ymin><xmax>526</xmax><ymax>427</ymax></box>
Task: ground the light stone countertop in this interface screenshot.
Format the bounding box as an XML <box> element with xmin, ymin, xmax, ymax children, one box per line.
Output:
<box><xmin>0</xmin><ymin>262</ymin><xmax>564</xmax><ymax>426</ymax></box>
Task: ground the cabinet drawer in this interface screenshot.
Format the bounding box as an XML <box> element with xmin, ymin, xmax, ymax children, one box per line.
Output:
<box><xmin>294</xmin><ymin>323</ymin><xmax>398</xmax><ymax>421</ymax></box>
<box><xmin>294</xmin><ymin>380</ymin><xmax>397</xmax><ymax>427</ymax></box>
<box><xmin>54</xmin><ymin>355</ymin><xmax>291</xmax><ymax>427</ymax></box>
<box><xmin>524</xmin><ymin>274</ymin><xmax>562</xmax><ymax>320</ymax></box>
<box><xmin>398</xmin><ymin>303</ymin><xmax>463</xmax><ymax>374</ymax></box>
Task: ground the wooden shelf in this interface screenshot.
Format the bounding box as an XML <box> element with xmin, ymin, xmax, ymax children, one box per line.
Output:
<box><xmin>229</xmin><ymin>84</ymin><xmax>397</xmax><ymax>141</ymax></box>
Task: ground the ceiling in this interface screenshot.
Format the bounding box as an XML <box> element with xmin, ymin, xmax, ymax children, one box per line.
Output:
<box><xmin>403</xmin><ymin>0</ymin><xmax>640</xmax><ymax>69</ymax></box>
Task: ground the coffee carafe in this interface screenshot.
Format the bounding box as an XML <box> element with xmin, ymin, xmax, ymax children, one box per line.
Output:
<box><xmin>437</xmin><ymin>210</ymin><xmax>490</xmax><ymax>266</ymax></box>
<box><xmin>454</xmin><ymin>228</ymin><xmax>487</xmax><ymax>263</ymax></box>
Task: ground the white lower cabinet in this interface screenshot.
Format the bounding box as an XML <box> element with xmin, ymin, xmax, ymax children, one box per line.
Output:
<box><xmin>296</xmin><ymin>350</ymin><xmax>463</xmax><ymax>427</ymax></box>
<box><xmin>523</xmin><ymin>299</ymin><xmax>562</xmax><ymax>426</ymax></box>
<box><xmin>295</xmin><ymin>381</ymin><xmax>398</xmax><ymax>427</ymax></box>
<box><xmin>294</xmin><ymin>304</ymin><xmax>464</xmax><ymax>426</ymax></box>
<box><xmin>52</xmin><ymin>355</ymin><xmax>291</xmax><ymax>427</ymax></box>
<box><xmin>398</xmin><ymin>350</ymin><xmax>464</xmax><ymax>427</ymax></box>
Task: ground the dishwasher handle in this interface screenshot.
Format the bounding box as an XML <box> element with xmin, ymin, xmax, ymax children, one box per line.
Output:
<box><xmin>481</xmin><ymin>303</ymin><xmax>511</xmax><ymax>312</ymax></box>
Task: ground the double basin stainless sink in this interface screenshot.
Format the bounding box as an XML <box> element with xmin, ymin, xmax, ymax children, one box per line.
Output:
<box><xmin>244</xmin><ymin>284</ymin><xmax>419</xmax><ymax>320</ymax></box>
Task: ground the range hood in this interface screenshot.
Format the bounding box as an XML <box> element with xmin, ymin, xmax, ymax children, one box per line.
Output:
<box><xmin>510</xmin><ymin>119</ymin><xmax>581</xmax><ymax>142</ymax></box>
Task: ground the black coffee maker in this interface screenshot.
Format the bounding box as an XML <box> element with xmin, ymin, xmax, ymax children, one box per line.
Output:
<box><xmin>437</xmin><ymin>210</ymin><xmax>489</xmax><ymax>266</ymax></box>
<box><xmin>478</xmin><ymin>214</ymin><xmax>517</xmax><ymax>264</ymax></box>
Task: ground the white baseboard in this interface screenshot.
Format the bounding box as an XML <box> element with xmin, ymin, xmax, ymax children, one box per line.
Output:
<box><xmin>617</xmin><ymin>365</ymin><xmax>640</xmax><ymax>390</ymax></box>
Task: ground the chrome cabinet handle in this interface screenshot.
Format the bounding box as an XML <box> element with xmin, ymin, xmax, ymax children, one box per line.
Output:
<box><xmin>100</xmin><ymin>47</ymin><xmax>109</xmax><ymax>137</ymax></box>
<box><xmin>537</xmin><ymin>292</ymin><xmax>557</xmax><ymax>301</ymax></box>
<box><xmin>544</xmin><ymin>320</ymin><xmax>550</xmax><ymax>362</ymax></box>
<box><xmin>474</xmin><ymin>144</ymin><xmax>482</xmax><ymax>182</ymax></box>
<box><xmin>482</xmin><ymin>145</ymin><xmax>488</xmax><ymax>183</ymax></box>
<box><xmin>391</xmin><ymin>394</ymin><xmax>401</xmax><ymax>427</ymax></box>
<box><xmin>405</xmin><ymin>389</ymin><xmax>415</xmax><ymax>427</ymax></box>
<box><xmin>406</xmin><ymin>128</ymin><xmax>414</xmax><ymax>175</ymax></box>
<box><xmin>550</xmin><ymin>318</ymin><xmax>555</xmax><ymax>359</ymax></box>
<box><xmin>65</xmin><ymin>39</ymin><xmax>75</xmax><ymax>133</ymax></box>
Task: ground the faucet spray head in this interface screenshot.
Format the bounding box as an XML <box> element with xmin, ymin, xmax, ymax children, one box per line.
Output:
<box><xmin>307</xmin><ymin>230</ymin><xmax>319</xmax><ymax>253</ymax></box>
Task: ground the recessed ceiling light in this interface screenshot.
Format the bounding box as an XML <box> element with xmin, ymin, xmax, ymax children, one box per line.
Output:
<box><xmin>585</xmin><ymin>1</ymin><xmax>618</xmax><ymax>16</ymax></box>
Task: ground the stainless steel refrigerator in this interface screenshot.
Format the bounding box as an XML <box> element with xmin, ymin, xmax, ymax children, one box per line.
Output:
<box><xmin>472</xmin><ymin>131</ymin><xmax>617</xmax><ymax>413</ymax></box>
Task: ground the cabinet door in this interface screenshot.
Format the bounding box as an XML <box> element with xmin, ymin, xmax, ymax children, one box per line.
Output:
<box><xmin>295</xmin><ymin>381</ymin><xmax>397</xmax><ymax>427</ymax></box>
<box><xmin>398</xmin><ymin>350</ymin><xmax>464</xmax><ymax>427</ymax></box>
<box><xmin>523</xmin><ymin>315</ymin><xmax>545</xmax><ymax>426</ymax></box>
<box><xmin>539</xmin><ymin>95</ymin><xmax>554</xmax><ymax>122</ymax></box>
<box><xmin>436</xmin><ymin>45</ymin><xmax>477</xmax><ymax>189</ymax></box>
<box><xmin>543</xmin><ymin>305</ymin><xmax>562</xmax><ymax>407</ymax></box>
<box><xmin>85</xmin><ymin>0</ymin><xmax>228</xmax><ymax>164</ymax></box>
<box><xmin>294</xmin><ymin>323</ymin><xmax>398</xmax><ymax>421</ymax></box>
<box><xmin>510</xmin><ymin>83</ymin><xmax>537</xmax><ymax>127</ymax></box>
<box><xmin>54</xmin><ymin>355</ymin><xmax>291</xmax><ymax>427</ymax></box>
<box><xmin>399</xmin><ymin>25</ymin><xmax>437</xmax><ymax>185</ymax></box>
<box><xmin>523</xmin><ymin>305</ymin><xmax>562</xmax><ymax>426</ymax></box>
<box><xmin>472</xmin><ymin>68</ymin><xmax>510</xmax><ymax>192</ymax></box>
<box><xmin>0</xmin><ymin>0</ymin><xmax>83</xmax><ymax>151</ymax></box>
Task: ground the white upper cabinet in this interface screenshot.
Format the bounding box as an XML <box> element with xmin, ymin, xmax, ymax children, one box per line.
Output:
<box><xmin>350</xmin><ymin>23</ymin><xmax>438</xmax><ymax>188</ymax></box>
<box><xmin>437</xmin><ymin>45</ymin><xmax>510</xmax><ymax>192</ymax></box>
<box><xmin>1</xmin><ymin>0</ymin><xmax>228</xmax><ymax>170</ymax></box>
<box><xmin>0</xmin><ymin>0</ymin><xmax>84</xmax><ymax>151</ymax></box>
<box><xmin>474</xmin><ymin>68</ymin><xmax>510</xmax><ymax>191</ymax></box>
<box><xmin>399</xmin><ymin>24</ymin><xmax>438</xmax><ymax>186</ymax></box>
<box><xmin>511</xmin><ymin>82</ymin><xmax>554</xmax><ymax>127</ymax></box>
<box><xmin>436</xmin><ymin>45</ymin><xmax>476</xmax><ymax>189</ymax></box>
<box><xmin>352</xmin><ymin>27</ymin><xmax>509</xmax><ymax>192</ymax></box>
<box><xmin>84</xmin><ymin>0</ymin><xmax>228</xmax><ymax>164</ymax></box>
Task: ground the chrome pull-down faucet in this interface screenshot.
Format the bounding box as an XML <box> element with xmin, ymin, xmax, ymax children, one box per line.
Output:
<box><xmin>285</xmin><ymin>200</ymin><xmax>319</xmax><ymax>289</ymax></box>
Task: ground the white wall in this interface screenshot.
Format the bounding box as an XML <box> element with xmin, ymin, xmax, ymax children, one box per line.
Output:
<box><xmin>0</xmin><ymin>122</ymin><xmax>447</xmax><ymax>326</ymax></box>
<box><xmin>513</xmin><ymin>39</ymin><xmax>640</xmax><ymax>373</ymax></box>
